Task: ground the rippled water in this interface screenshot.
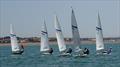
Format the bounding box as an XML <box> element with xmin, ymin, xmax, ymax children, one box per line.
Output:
<box><xmin>0</xmin><ymin>43</ymin><xmax>120</xmax><ymax>67</ymax></box>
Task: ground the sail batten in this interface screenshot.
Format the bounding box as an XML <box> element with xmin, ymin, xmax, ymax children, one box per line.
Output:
<box><xmin>54</xmin><ymin>15</ymin><xmax>66</xmax><ymax>52</ymax></box>
<box><xmin>96</xmin><ymin>13</ymin><xmax>104</xmax><ymax>51</ymax></box>
<box><xmin>40</xmin><ymin>20</ymin><xmax>50</xmax><ymax>52</ymax></box>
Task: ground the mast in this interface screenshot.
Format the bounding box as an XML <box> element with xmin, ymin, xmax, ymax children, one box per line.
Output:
<box><xmin>10</xmin><ymin>24</ymin><xmax>13</xmax><ymax>34</ymax></box>
<box><xmin>54</xmin><ymin>15</ymin><xmax>66</xmax><ymax>52</ymax></box>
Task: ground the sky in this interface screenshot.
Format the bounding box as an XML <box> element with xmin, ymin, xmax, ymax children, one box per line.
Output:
<box><xmin>0</xmin><ymin>0</ymin><xmax>120</xmax><ymax>38</ymax></box>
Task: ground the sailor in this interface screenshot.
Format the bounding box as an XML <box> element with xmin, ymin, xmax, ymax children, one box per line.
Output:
<box><xmin>83</xmin><ymin>48</ymin><xmax>89</xmax><ymax>55</ymax></box>
<box><xmin>48</xmin><ymin>48</ymin><xmax>53</xmax><ymax>54</ymax></box>
<box><xmin>20</xmin><ymin>44</ymin><xmax>24</xmax><ymax>52</ymax></box>
<box><xmin>66</xmin><ymin>48</ymin><xmax>72</xmax><ymax>53</ymax></box>
<box><xmin>107</xmin><ymin>48</ymin><xmax>112</xmax><ymax>54</ymax></box>
<box><xmin>102</xmin><ymin>48</ymin><xmax>112</xmax><ymax>54</ymax></box>
<box><xmin>21</xmin><ymin>45</ymin><xmax>24</xmax><ymax>49</ymax></box>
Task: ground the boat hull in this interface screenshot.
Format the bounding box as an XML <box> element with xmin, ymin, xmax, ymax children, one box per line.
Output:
<box><xmin>41</xmin><ymin>51</ymin><xmax>52</xmax><ymax>55</ymax></box>
<box><xmin>74</xmin><ymin>50</ymin><xmax>88</xmax><ymax>57</ymax></box>
<box><xmin>74</xmin><ymin>54</ymin><xmax>88</xmax><ymax>58</ymax></box>
<box><xmin>12</xmin><ymin>50</ymin><xmax>24</xmax><ymax>55</ymax></box>
<box><xmin>59</xmin><ymin>53</ymin><xmax>72</xmax><ymax>57</ymax></box>
<box><xmin>96</xmin><ymin>49</ymin><xmax>111</xmax><ymax>55</ymax></box>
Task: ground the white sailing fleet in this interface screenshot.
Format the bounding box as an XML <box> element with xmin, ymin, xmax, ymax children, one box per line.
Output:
<box><xmin>10</xmin><ymin>7</ymin><xmax>111</xmax><ymax>56</ymax></box>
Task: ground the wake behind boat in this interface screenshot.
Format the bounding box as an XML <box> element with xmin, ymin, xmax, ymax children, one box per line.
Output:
<box><xmin>96</xmin><ymin>13</ymin><xmax>112</xmax><ymax>55</ymax></box>
<box><xmin>71</xmin><ymin>7</ymin><xmax>89</xmax><ymax>57</ymax></box>
<box><xmin>40</xmin><ymin>20</ymin><xmax>53</xmax><ymax>55</ymax></box>
<box><xmin>10</xmin><ymin>24</ymin><xmax>24</xmax><ymax>55</ymax></box>
<box><xmin>54</xmin><ymin>15</ymin><xmax>72</xmax><ymax>57</ymax></box>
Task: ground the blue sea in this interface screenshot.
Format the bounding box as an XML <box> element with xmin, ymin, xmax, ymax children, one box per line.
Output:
<box><xmin>0</xmin><ymin>43</ymin><xmax>120</xmax><ymax>67</ymax></box>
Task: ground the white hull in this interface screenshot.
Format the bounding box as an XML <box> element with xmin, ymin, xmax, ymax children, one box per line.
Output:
<box><xmin>41</xmin><ymin>52</ymin><xmax>52</xmax><ymax>55</ymax></box>
<box><xmin>73</xmin><ymin>54</ymin><xmax>88</xmax><ymax>57</ymax></box>
<box><xmin>58</xmin><ymin>53</ymin><xmax>72</xmax><ymax>57</ymax></box>
<box><xmin>96</xmin><ymin>49</ymin><xmax>111</xmax><ymax>55</ymax></box>
<box><xmin>12</xmin><ymin>50</ymin><xmax>24</xmax><ymax>54</ymax></box>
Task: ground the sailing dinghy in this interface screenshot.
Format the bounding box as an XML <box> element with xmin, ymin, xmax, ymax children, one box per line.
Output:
<box><xmin>54</xmin><ymin>15</ymin><xmax>72</xmax><ymax>56</ymax></box>
<box><xmin>96</xmin><ymin>13</ymin><xmax>112</xmax><ymax>55</ymax></box>
<box><xmin>40</xmin><ymin>20</ymin><xmax>53</xmax><ymax>55</ymax></box>
<box><xmin>71</xmin><ymin>7</ymin><xmax>89</xmax><ymax>57</ymax></box>
<box><xmin>10</xmin><ymin>24</ymin><xmax>24</xmax><ymax>54</ymax></box>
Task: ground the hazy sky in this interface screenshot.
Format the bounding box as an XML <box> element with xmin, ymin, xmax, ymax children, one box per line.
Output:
<box><xmin>0</xmin><ymin>0</ymin><xmax>120</xmax><ymax>38</ymax></box>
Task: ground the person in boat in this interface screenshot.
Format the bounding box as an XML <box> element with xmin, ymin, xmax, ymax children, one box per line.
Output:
<box><xmin>107</xmin><ymin>48</ymin><xmax>112</xmax><ymax>54</ymax></box>
<box><xmin>66</xmin><ymin>48</ymin><xmax>72</xmax><ymax>54</ymax></box>
<box><xmin>103</xmin><ymin>48</ymin><xmax>112</xmax><ymax>54</ymax></box>
<box><xmin>83</xmin><ymin>48</ymin><xmax>89</xmax><ymax>55</ymax></box>
<box><xmin>48</xmin><ymin>48</ymin><xmax>53</xmax><ymax>54</ymax></box>
<box><xmin>20</xmin><ymin>44</ymin><xmax>24</xmax><ymax>53</ymax></box>
<box><xmin>21</xmin><ymin>45</ymin><xmax>24</xmax><ymax>49</ymax></box>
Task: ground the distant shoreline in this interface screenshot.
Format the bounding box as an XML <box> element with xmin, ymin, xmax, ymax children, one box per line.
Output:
<box><xmin>0</xmin><ymin>41</ymin><xmax>120</xmax><ymax>46</ymax></box>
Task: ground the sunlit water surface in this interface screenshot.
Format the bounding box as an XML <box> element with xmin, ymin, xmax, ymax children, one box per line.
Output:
<box><xmin>0</xmin><ymin>43</ymin><xmax>120</xmax><ymax>67</ymax></box>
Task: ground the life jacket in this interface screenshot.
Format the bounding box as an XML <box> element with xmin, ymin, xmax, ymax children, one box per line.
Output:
<box><xmin>84</xmin><ymin>49</ymin><xmax>89</xmax><ymax>54</ymax></box>
<box><xmin>49</xmin><ymin>48</ymin><xmax>53</xmax><ymax>54</ymax></box>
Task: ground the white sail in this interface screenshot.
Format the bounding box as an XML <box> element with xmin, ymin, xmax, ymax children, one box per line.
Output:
<box><xmin>54</xmin><ymin>15</ymin><xmax>67</xmax><ymax>52</ymax></box>
<box><xmin>96</xmin><ymin>13</ymin><xmax>104</xmax><ymax>51</ymax></box>
<box><xmin>71</xmin><ymin>8</ymin><xmax>81</xmax><ymax>51</ymax></box>
<box><xmin>40</xmin><ymin>20</ymin><xmax>50</xmax><ymax>52</ymax></box>
<box><xmin>10</xmin><ymin>24</ymin><xmax>20</xmax><ymax>52</ymax></box>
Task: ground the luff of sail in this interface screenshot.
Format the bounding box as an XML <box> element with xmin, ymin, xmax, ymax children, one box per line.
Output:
<box><xmin>54</xmin><ymin>15</ymin><xmax>67</xmax><ymax>52</ymax></box>
<box><xmin>96</xmin><ymin>13</ymin><xmax>104</xmax><ymax>51</ymax></box>
<box><xmin>40</xmin><ymin>20</ymin><xmax>50</xmax><ymax>52</ymax></box>
<box><xmin>10</xmin><ymin>24</ymin><xmax>21</xmax><ymax>52</ymax></box>
<box><xmin>71</xmin><ymin>8</ymin><xmax>81</xmax><ymax>52</ymax></box>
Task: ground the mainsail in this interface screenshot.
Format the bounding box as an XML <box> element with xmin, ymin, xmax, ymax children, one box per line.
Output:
<box><xmin>96</xmin><ymin>13</ymin><xmax>104</xmax><ymax>51</ymax></box>
<box><xmin>54</xmin><ymin>15</ymin><xmax>67</xmax><ymax>52</ymax></box>
<box><xmin>40</xmin><ymin>20</ymin><xmax>50</xmax><ymax>52</ymax></box>
<box><xmin>10</xmin><ymin>24</ymin><xmax>21</xmax><ymax>52</ymax></box>
<box><xmin>71</xmin><ymin>8</ymin><xmax>81</xmax><ymax>52</ymax></box>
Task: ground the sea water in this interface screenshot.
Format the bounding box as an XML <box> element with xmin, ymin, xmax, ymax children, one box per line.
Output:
<box><xmin>0</xmin><ymin>43</ymin><xmax>120</xmax><ymax>67</ymax></box>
